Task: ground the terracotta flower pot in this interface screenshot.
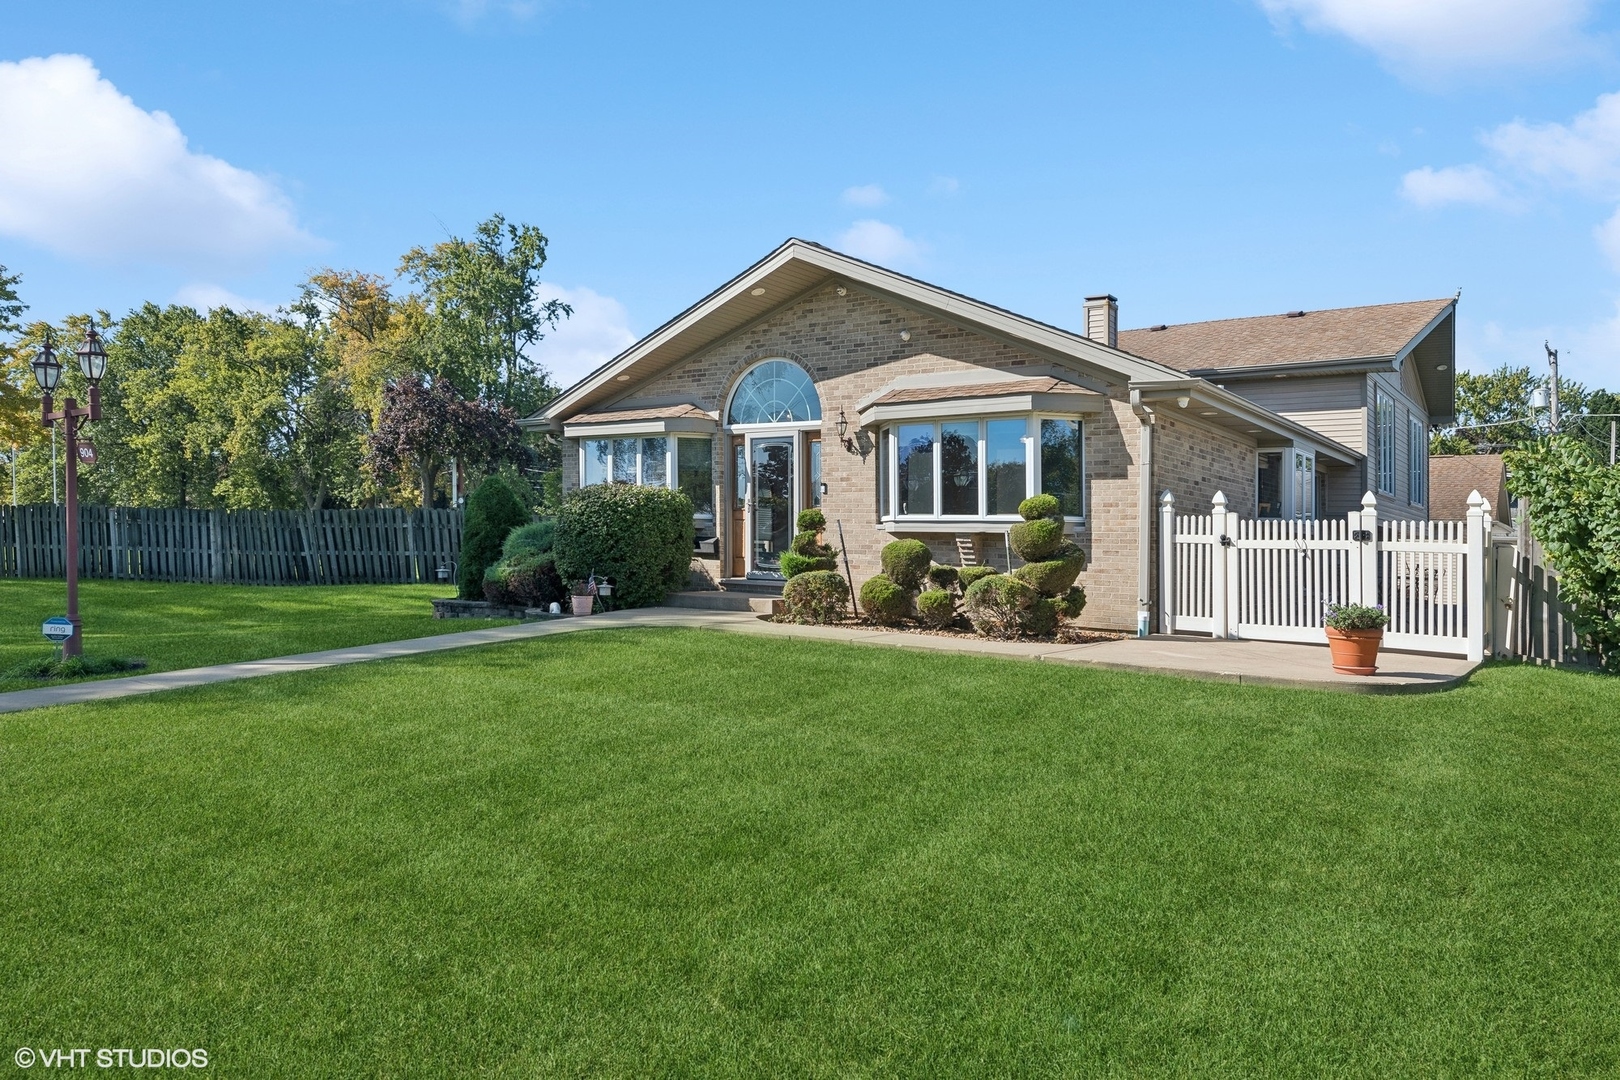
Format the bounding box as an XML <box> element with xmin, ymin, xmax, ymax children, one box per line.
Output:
<box><xmin>571</xmin><ymin>595</ymin><xmax>594</xmax><ymax>617</ymax></box>
<box><xmin>1325</xmin><ymin>626</ymin><xmax>1382</xmax><ymax>675</ymax></box>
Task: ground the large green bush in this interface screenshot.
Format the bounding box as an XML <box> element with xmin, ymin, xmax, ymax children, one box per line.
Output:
<box><xmin>859</xmin><ymin>574</ymin><xmax>911</xmax><ymax>626</ymax></box>
<box><xmin>880</xmin><ymin>539</ymin><xmax>932</xmax><ymax>593</ymax></box>
<box><xmin>997</xmin><ymin>495</ymin><xmax>1087</xmax><ymax>637</ymax></box>
<box><xmin>555</xmin><ymin>484</ymin><xmax>695</xmax><ymax>609</ymax></box>
<box><xmin>483</xmin><ymin>555</ymin><xmax>565</xmax><ymax>609</ymax></box>
<box><xmin>1505</xmin><ymin>435</ymin><xmax>1620</xmax><ymax>670</ymax></box>
<box><xmin>459</xmin><ymin>477</ymin><xmax>531</xmax><ymax>600</ymax></box>
<box><xmin>781</xmin><ymin>570</ymin><xmax>849</xmax><ymax>625</ymax></box>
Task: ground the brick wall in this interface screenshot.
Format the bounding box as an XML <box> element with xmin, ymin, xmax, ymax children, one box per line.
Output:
<box><xmin>559</xmin><ymin>282</ymin><xmax>1195</xmax><ymax>631</ymax></box>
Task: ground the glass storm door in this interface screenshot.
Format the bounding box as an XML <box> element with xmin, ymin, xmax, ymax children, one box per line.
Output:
<box><xmin>749</xmin><ymin>436</ymin><xmax>795</xmax><ymax>576</ymax></box>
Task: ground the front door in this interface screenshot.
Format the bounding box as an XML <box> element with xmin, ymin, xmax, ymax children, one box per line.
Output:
<box><xmin>749</xmin><ymin>436</ymin><xmax>795</xmax><ymax>576</ymax></box>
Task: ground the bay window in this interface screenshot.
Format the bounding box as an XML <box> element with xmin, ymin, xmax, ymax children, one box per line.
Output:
<box><xmin>581</xmin><ymin>435</ymin><xmax>715</xmax><ymax>517</ymax></box>
<box><xmin>877</xmin><ymin>415</ymin><xmax>1084</xmax><ymax>522</ymax></box>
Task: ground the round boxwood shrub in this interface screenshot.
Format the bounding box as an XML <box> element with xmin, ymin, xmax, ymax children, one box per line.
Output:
<box><xmin>781</xmin><ymin>570</ymin><xmax>849</xmax><ymax>625</ymax></box>
<box><xmin>1008</xmin><ymin>517</ymin><xmax>1062</xmax><ymax>561</ymax></box>
<box><xmin>1018</xmin><ymin>493</ymin><xmax>1061</xmax><ymax>521</ymax></box>
<box><xmin>926</xmin><ymin>564</ymin><xmax>960</xmax><ymax>592</ymax></box>
<box><xmin>963</xmin><ymin>574</ymin><xmax>1037</xmax><ymax>638</ymax></box>
<box><xmin>957</xmin><ymin>565</ymin><xmax>1000</xmax><ymax>589</ymax></box>
<box><xmin>916</xmin><ymin>588</ymin><xmax>956</xmax><ymax>629</ymax></box>
<box><xmin>459</xmin><ymin>476</ymin><xmax>530</xmax><ymax>600</ymax></box>
<box><xmin>797</xmin><ymin>508</ymin><xmax>827</xmax><ymax>532</ymax></box>
<box><xmin>880</xmin><ymin>539</ymin><xmax>932</xmax><ymax>593</ymax></box>
<box><xmin>1012</xmin><ymin>542</ymin><xmax>1087</xmax><ymax>595</ymax></box>
<box><xmin>554</xmin><ymin>484</ymin><xmax>695</xmax><ymax>609</ymax></box>
<box><xmin>859</xmin><ymin>574</ymin><xmax>911</xmax><ymax>626</ymax></box>
<box><xmin>502</xmin><ymin>518</ymin><xmax>557</xmax><ymax>561</ymax></box>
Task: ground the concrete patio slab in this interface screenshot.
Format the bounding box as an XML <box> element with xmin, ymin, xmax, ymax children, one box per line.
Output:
<box><xmin>0</xmin><ymin>606</ymin><xmax>1475</xmax><ymax>716</ymax></box>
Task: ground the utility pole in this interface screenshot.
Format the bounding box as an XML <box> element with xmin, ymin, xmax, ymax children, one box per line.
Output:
<box><xmin>1545</xmin><ymin>341</ymin><xmax>1561</xmax><ymax>433</ymax></box>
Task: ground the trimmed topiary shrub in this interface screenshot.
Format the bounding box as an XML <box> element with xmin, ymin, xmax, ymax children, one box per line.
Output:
<box><xmin>881</xmin><ymin>539</ymin><xmax>932</xmax><ymax>593</ymax></box>
<box><xmin>860</xmin><ymin>574</ymin><xmax>911</xmax><ymax>626</ymax></box>
<box><xmin>781</xmin><ymin>570</ymin><xmax>849</xmax><ymax>625</ymax></box>
<box><xmin>1018</xmin><ymin>493</ymin><xmax>1061</xmax><ymax>521</ymax></box>
<box><xmin>1008</xmin><ymin>518</ymin><xmax>1062</xmax><ymax>561</ymax></box>
<box><xmin>459</xmin><ymin>476</ymin><xmax>530</xmax><ymax>600</ymax></box>
<box><xmin>916</xmin><ymin>588</ymin><xmax>956</xmax><ymax>629</ymax></box>
<box><xmin>1022</xmin><ymin>597</ymin><xmax>1060</xmax><ymax>637</ymax></box>
<box><xmin>782</xmin><ymin>510</ymin><xmax>838</xmax><ymax>579</ymax></box>
<box><xmin>926</xmin><ymin>564</ymin><xmax>960</xmax><ymax>593</ymax></box>
<box><xmin>555</xmin><ymin>484</ymin><xmax>695</xmax><ymax>609</ymax></box>
<box><xmin>957</xmin><ymin>565</ymin><xmax>1000</xmax><ymax>589</ymax></box>
<box><xmin>963</xmin><ymin>574</ymin><xmax>1037</xmax><ymax>639</ymax></box>
<box><xmin>502</xmin><ymin>518</ymin><xmax>557</xmax><ymax>562</ymax></box>
<box><xmin>1012</xmin><ymin>542</ymin><xmax>1087</xmax><ymax>595</ymax></box>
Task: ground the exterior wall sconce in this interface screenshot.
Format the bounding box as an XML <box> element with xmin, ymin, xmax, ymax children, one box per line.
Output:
<box><xmin>837</xmin><ymin>409</ymin><xmax>869</xmax><ymax>460</ymax></box>
<box><xmin>1176</xmin><ymin>395</ymin><xmax>1191</xmax><ymax>409</ymax></box>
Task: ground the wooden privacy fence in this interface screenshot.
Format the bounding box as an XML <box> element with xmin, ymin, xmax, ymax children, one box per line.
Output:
<box><xmin>1161</xmin><ymin>489</ymin><xmax>1491</xmax><ymax>660</ymax></box>
<box><xmin>0</xmin><ymin>504</ymin><xmax>462</xmax><ymax>585</ymax></box>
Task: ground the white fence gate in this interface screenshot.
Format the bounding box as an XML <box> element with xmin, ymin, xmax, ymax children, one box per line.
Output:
<box><xmin>1160</xmin><ymin>489</ymin><xmax>1490</xmax><ymax>660</ymax></box>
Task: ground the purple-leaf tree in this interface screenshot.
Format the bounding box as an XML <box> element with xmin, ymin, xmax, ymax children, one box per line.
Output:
<box><xmin>368</xmin><ymin>375</ymin><xmax>524</xmax><ymax>507</ymax></box>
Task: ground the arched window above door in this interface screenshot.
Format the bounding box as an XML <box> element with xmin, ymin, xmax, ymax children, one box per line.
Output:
<box><xmin>726</xmin><ymin>359</ymin><xmax>821</xmax><ymax>425</ymax></box>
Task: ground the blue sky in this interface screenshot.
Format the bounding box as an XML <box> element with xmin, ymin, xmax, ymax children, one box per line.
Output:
<box><xmin>5</xmin><ymin>0</ymin><xmax>1620</xmax><ymax>390</ymax></box>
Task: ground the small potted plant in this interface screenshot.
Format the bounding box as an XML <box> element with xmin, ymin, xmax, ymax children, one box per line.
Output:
<box><xmin>570</xmin><ymin>579</ymin><xmax>596</xmax><ymax>617</ymax></box>
<box><xmin>1323</xmin><ymin>603</ymin><xmax>1389</xmax><ymax>675</ymax></box>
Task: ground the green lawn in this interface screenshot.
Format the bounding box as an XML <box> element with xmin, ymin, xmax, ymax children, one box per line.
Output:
<box><xmin>0</xmin><ymin>579</ymin><xmax>508</xmax><ymax>692</ymax></box>
<box><xmin>1</xmin><ymin>629</ymin><xmax>1616</xmax><ymax>1076</ymax></box>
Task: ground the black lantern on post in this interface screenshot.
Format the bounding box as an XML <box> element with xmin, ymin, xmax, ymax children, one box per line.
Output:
<box><xmin>38</xmin><ymin>320</ymin><xmax>108</xmax><ymax>658</ymax></box>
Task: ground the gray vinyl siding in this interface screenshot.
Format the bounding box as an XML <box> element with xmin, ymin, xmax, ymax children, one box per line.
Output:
<box><xmin>1227</xmin><ymin>375</ymin><xmax>1368</xmax><ymax>452</ymax></box>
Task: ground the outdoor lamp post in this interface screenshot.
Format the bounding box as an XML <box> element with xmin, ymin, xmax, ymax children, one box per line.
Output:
<box><xmin>35</xmin><ymin>325</ymin><xmax>106</xmax><ymax>658</ymax></box>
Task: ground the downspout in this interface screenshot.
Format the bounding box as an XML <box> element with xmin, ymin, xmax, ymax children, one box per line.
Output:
<box><xmin>1130</xmin><ymin>390</ymin><xmax>1156</xmax><ymax>638</ymax></box>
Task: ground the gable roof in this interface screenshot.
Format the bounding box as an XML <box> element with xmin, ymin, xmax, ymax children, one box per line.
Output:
<box><xmin>532</xmin><ymin>239</ymin><xmax>1189</xmax><ymax>428</ymax></box>
<box><xmin>1429</xmin><ymin>454</ymin><xmax>1509</xmax><ymax>520</ymax></box>
<box><xmin>1117</xmin><ymin>298</ymin><xmax>1454</xmax><ymax>373</ymax></box>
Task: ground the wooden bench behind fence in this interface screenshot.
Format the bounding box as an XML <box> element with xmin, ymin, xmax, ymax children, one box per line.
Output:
<box><xmin>0</xmin><ymin>505</ymin><xmax>462</xmax><ymax>585</ymax></box>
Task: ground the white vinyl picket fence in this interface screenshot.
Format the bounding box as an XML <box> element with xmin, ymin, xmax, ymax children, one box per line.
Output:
<box><xmin>1159</xmin><ymin>489</ymin><xmax>1491</xmax><ymax>660</ymax></box>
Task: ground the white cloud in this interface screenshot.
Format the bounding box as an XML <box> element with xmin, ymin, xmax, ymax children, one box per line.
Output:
<box><xmin>527</xmin><ymin>283</ymin><xmax>638</xmax><ymax>391</ymax></box>
<box><xmin>0</xmin><ymin>54</ymin><xmax>314</xmax><ymax>267</ymax></box>
<box><xmin>928</xmin><ymin>175</ymin><xmax>961</xmax><ymax>196</ymax></box>
<box><xmin>173</xmin><ymin>283</ymin><xmax>279</xmax><ymax>314</ymax></box>
<box><xmin>841</xmin><ymin>184</ymin><xmax>889</xmax><ymax>208</ymax></box>
<box><xmin>835</xmin><ymin>220</ymin><xmax>924</xmax><ymax>267</ymax></box>
<box><xmin>1484</xmin><ymin>92</ymin><xmax>1620</xmax><ymax>194</ymax></box>
<box><xmin>1400</xmin><ymin>164</ymin><xmax>1508</xmax><ymax>208</ymax></box>
<box><xmin>1258</xmin><ymin>0</ymin><xmax>1598</xmax><ymax>76</ymax></box>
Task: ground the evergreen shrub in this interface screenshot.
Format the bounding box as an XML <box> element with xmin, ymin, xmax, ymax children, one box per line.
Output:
<box><xmin>880</xmin><ymin>539</ymin><xmax>932</xmax><ymax>593</ymax></box>
<box><xmin>781</xmin><ymin>570</ymin><xmax>849</xmax><ymax>625</ymax></box>
<box><xmin>916</xmin><ymin>588</ymin><xmax>956</xmax><ymax>629</ymax></box>
<box><xmin>859</xmin><ymin>574</ymin><xmax>911</xmax><ymax>626</ymax></box>
<box><xmin>459</xmin><ymin>477</ymin><xmax>530</xmax><ymax>600</ymax></box>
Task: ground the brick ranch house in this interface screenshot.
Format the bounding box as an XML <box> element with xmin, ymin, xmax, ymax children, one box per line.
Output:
<box><xmin>524</xmin><ymin>239</ymin><xmax>1456</xmax><ymax>632</ymax></box>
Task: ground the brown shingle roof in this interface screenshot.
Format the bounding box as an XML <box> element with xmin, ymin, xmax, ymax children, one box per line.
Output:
<box><xmin>1429</xmin><ymin>454</ymin><xmax>1509</xmax><ymax>521</ymax></box>
<box><xmin>872</xmin><ymin>376</ymin><xmax>1098</xmax><ymax>406</ymax></box>
<box><xmin>1117</xmin><ymin>298</ymin><xmax>1452</xmax><ymax>373</ymax></box>
<box><xmin>567</xmin><ymin>404</ymin><xmax>711</xmax><ymax>424</ymax></box>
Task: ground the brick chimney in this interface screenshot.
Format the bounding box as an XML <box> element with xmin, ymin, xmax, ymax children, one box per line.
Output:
<box><xmin>1084</xmin><ymin>294</ymin><xmax>1118</xmax><ymax>348</ymax></box>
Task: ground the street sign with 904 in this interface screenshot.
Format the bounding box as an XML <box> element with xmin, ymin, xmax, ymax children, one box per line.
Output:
<box><xmin>42</xmin><ymin>616</ymin><xmax>75</xmax><ymax>642</ymax></box>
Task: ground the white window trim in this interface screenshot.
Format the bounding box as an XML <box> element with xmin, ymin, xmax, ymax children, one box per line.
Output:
<box><xmin>877</xmin><ymin>414</ymin><xmax>1085</xmax><ymax>526</ymax></box>
<box><xmin>580</xmin><ymin>435</ymin><xmax>716</xmax><ymax>517</ymax></box>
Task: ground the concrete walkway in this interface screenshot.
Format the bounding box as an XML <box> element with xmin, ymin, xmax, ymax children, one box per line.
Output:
<box><xmin>0</xmin><ymin>608</ymin><xmax>1477</xmax><ymax>715</ymax></box>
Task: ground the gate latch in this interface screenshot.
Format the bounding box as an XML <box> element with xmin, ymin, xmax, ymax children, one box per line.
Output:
<box><xmin>1351</xmin><ymin>529</ymin><xmax>1373</xmax><ymax>542</ymax></box>
<box><xmin>1219</xmin><ymin>535</ymin><xmax>1235</xmax><ymax>548</ymax></box>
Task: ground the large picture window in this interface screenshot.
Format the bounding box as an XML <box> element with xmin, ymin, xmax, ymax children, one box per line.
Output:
<box><xmin>877</xmin><ymin>416</ymin><xmax>1083</xmax><ymax>522</ymax></box>
<box><xmin>582</xmin><ymin>435</ymin><xmax>715</xmax><ymax>516</ymax></box>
